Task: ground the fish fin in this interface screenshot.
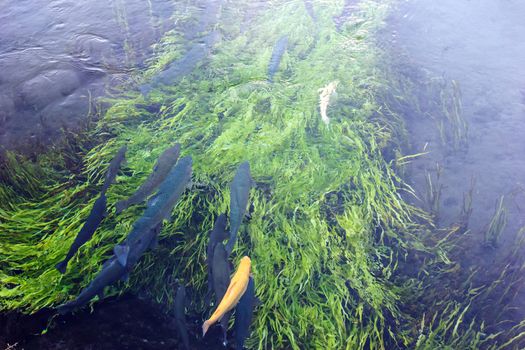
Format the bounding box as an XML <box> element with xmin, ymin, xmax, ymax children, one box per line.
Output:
<box><xmin>114</xmin><ymin>244</ymin><xmax>130</xmax><ymax>267</ymax></box>
<box><xmin>56</xmin><ymin>302</ymin><xmax>75</xmax><ymax>315</ymax></box>
<box><xmin>55</xmin><ymin>261</ymin><xmax>67</xmax><ymax>274</ymax></box>
<box><xmin>202</xmin><ymin>320</ymin><xmax>211</xmax><ymax>337</ymax></box>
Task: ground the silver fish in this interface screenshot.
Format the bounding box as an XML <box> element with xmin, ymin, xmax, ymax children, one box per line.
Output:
<box><xmin>100</xmin><ymin>145</ymin><xmax>127</xmax><ymax>193</ymax></box>
<box><xmin>212</xmin><ymin>243</ymin><xmax>232</xmax><ymax>346</ymax></box>
<box><xmin>56</xmin><ymin>193</ymin><xmax>107</xmax><ymax>274</ymax></box>
<box><xmin>174</xmin><ymin>285</ymin><xmax>190</xmax><ymax>350</ymax></box>
<box><xmin>234</xmin><ymin>277</ymin><xmax>256</xmax><ymax>349</ymax></box>
<box><xmin>225</xmin><ymin>161</ymin><xmax>252</xmax><ymax>256</ymax></box>
<box><xmin>114</xmin><ymin>156</ymin><xmax>192</xmax><ymax>267</ymax></box>
<box><xmin>56</xmin><ymin>256</ymin><xmax>127</xmax><ymax>314</ymax></box>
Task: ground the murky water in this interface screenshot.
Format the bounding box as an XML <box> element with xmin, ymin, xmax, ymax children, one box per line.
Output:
<box><xmin>0</xmin><ymin>0</ymin><xmax>175</xmax><ymax>154</ymax></box>
<box><xmin>388</xmin><ymin>0</ymin><xmax>525</xmax><ymax>315</ymax></box>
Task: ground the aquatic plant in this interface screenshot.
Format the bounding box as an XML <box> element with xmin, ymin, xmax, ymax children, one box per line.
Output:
<box><xmin>483</xmin><ymin>196</ymin><xmax>507</xmax><ymax>248</ymax></box>
<box><xmin>424</xmin><ymin>163</ymin><xmax>442</xmax><ymax>221</ymax></box>
<box><xmin>1</xmin><ymin>0</ymin><xmax>523</xmax><ymax>349</ymax></box>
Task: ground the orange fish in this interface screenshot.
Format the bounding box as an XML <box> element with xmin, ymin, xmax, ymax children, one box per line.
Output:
<box><xmin>202</xmin><ymin>256</ymin><xmax>252</xmax><ymax>336</ymax></box>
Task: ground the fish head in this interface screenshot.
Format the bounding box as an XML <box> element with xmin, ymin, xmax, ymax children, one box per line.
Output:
<box><xmin>160</xmin><ymin>143</ymin><xmax>181</xmax><ymax>163</ymax></box>
<box><xmin>238</xmin><ymin>161</ymin><xmax>251</xmax><ymax>178</ymax></box>
<box><xmin>175</xmin><ymin>156</ymin><xmax>193</xmax><ymax>175</ymax></box>
<box><xmin>240</xmin><ymin>256</ymin><xmax>252</xmax><ymax>271</ymax></box>
<box><xmin>118</xmin><ymin>145</ymin><xmax>128</xmax><ymax>156</ymax></box>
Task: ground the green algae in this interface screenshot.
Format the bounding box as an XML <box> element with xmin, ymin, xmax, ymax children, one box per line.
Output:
<box><xmin>0</xmin><ymin>0</ymin><xmax>524</xmax><ymax>349</ymax></box>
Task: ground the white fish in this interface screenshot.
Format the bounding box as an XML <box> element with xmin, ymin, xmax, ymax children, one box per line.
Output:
<box><xmin>318</xmin><ymin>80</ymin><xmax>339</xmax><ymax>125</ymax></box>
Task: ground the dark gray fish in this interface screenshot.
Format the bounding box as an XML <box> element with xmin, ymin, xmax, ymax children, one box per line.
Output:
<box><xmin>56</xmin><ymin>256</ymin><xmax>127</xmax><ymax>314</ymax></box>
<box><xmin>206</xmin><ymin>213</ymin><xmax>228</xmax><ymax>301</ymax></box>
<box><xmin>174</xmin><ymin>285</ymin><xmax>190</xmax><ymax>350</ymax></box>
<box><xmin>114</xmin><ymin>156</ymin><xmax>192</xmax><ymax>267</ymax></box>
<box><xmin>234</xmin><ymin>277</ymin><xmax>255</xmax><ymax>350</ymax></box>
<box><xmin>303</xmin><ymin>0</ymin><xmax>317</xmax><ymax>22</ymax></box>
<box><xmin>139</xmin><ymin>30</ymin><xmax>220</xmax><ymax>96</ymax></box>
<box><xmin>267</xmin><ymin>36</ymin><xmax>288</xmax><ymax>83</ymax></box>
<box><xmin>56</xmin><ymin>193</ymin><xmax>107</xmax><ymax>274</ymax></box>
<box><xmin>212</xmin><ymin>243</ymin><xmax>232</xmax><ymax>346</ymax></box>
<box><xmin>100</xmin><ymin>145</ymin><xmax>127</xmax><ymax>193</ymax></box>
<box><xmin>115</xmin><ymin>143</ymin><xmax>180</xmax><ymax>214</ymax></box>
<box><xmin>225</xmin><ymin>162</ymin><xmax>252</xmax><ymax>256</ymax></box>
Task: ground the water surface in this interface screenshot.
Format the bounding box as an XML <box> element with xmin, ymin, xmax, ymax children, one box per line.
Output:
<box><xmin>0</xmin><ymin>0</ymin><xmax>175</xmax><ymax>153</ymax></box>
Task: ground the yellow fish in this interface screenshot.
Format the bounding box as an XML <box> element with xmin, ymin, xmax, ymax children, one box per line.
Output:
<box><xmin>202</xmin><ymin>256</ymin><xmax>252</xmax><ymax>336</ymax></box>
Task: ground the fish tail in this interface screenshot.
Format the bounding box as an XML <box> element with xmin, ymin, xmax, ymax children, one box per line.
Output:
<box><xmin>56</xmin><ymin>301</ymin><xmax>75</xmax><ymax>315</ymax></box>
<box><xmin>202</xmin><ymin>320</ymin><xmax>212</xmax><ymax>337</ymax></box>
<box><xmin>55</xmin><ymin>260</ymin><xmax>67</xmax><ymax>274</ymax></box>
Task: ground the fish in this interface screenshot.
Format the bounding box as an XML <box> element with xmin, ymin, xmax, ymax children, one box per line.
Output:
<box><xmin>115</xmin><ymin>143</ymin><xmax>181</xmax><ymax>214</ymax></box>
<box><xmin>114</xmin><ymin>156</ymin><xmax>192</xmax><ymax>267</ymax></box>
<box><xmin>139</xmin><ymin>30</ymin><xmax>220</xmax><ymax>96</ymax></box>
<box><xmin>100</xmin><ymin>145</ymin><xmax>127</xmax><ymax>193</ymax></box>
<box><xmin>202</xmin><ymin>256</ymin><xmax>251</xmax><ymax>337</ymax></box>
<box><xmin>225</xmin><ymin>162</ymin><xmax>252</xmax><ymax>256</ymax></box>
<box><xmin>56</xmin><ymin>256</ymin><xmax>128</xmax><ymax>314</ymax></box>
<box><xmin>55</xmin><ymin>193</ymin><xmax>107</xmax><ymax>274</ymax></box>
<box><xmin>303</xmin><ymin>0</ymin><xmax>317</xmax><ymax>22</ymax></box>
<box><xmin>234</xmin><ymin>277</ymin><xmax>256</xmax><ymax>350</ymax></box>
<box><xmin>318</xmin><ymin>80</ymin><xmax>339</xmax><ymax>125</ymax></box>
<box><xmin>211</xmin><ymin>243</ymin><xmax>232</xmax><ymax>345</ymax></box>
<box><xmin>174</xmin><ymin>285</ymin><xmax>190</xmax><ymax>350</ymax></box>
<box><xmin>267</xmin><ymin>36</ymin><xmax>288</xmax><ymax>83</ymax></box>
<box><xmin>206</xmin><ymin>213</ymin><xmax>229</xmax><ymax>301</ymax></box>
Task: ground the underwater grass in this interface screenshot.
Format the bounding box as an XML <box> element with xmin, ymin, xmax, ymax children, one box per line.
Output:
<box><xmin>1</xmin><ymin>0</ymin><xmax>523</xmax><ymax>349</ymax></box>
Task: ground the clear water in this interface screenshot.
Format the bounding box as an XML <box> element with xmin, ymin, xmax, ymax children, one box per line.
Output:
<box><xmin>388</xmin><ymin>0</ymin><xmax>525</xmax><ymax>313</ymax></box>
<box><xmin>1</xmin><ymin>0</ymin><xmax>524</xmax><ymax>348</ymax></box>
<box><xmin>0</xmin><ymin>0</ymin><xmax>174</xmax><ymax>153</ymax></box>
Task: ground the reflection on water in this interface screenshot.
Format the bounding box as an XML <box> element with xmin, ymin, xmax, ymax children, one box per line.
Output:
<box><xmin>0</xmin><ymin>0</ymin><xmax>175</xmax><ymax>153</ymax></box>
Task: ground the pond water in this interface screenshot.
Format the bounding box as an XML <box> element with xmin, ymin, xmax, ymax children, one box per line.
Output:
<box><xmin>387</xmin><ymin>0</ymin><xmax>525</xmax><ymax>317</ymax></box>
<box><xmin>1</xmin><ymin>0</ymin><xmax>524</xmax><ymax>349</ymax></box>
<box><xmin>0</xmin><ymin>0</ymin><xmax>174</xmax><ymax>154</ymax></box>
